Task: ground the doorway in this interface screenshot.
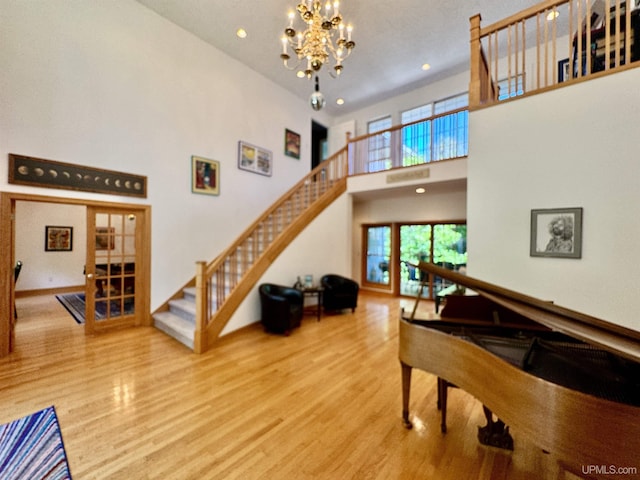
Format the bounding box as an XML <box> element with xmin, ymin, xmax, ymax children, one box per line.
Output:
<box><xmin>360</xmin><ymin>221</ymin><xmax>467</xmax><ymax>299</ymax></box>
<box><xmin>311</xmin><ymin>120</ymin><xmax>328</xmax><ymax>170</ymax></box>
<box><xmin>1</xmin><ymin>192</ymin><xmax>151</xmax><ymax>357</ymax></box>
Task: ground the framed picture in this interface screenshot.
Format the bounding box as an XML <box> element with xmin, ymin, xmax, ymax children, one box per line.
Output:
<box><xmin>191</xmin><ymin>156</ymin><xmax>220</xmax><ymax>195</ymax></box>
<box><xmin>285</xmin><ymin>129</ymin><xmax>301</xmax><ymax>159</ymax></box>
<box><xmin>530</xmin><ymin>207</ymin><xmax>583</xmax><ymax>258</ymax></box>
<box><xmin>304</xmin><ymin>274</ymin><xmax>314</xmax><ymax>288</ymax></box>
<box><xmin>95</xmin><ymin>226</ymin><xmax>115</xmax><ymax>251</ymax></box>
<box><xmin>557</xmin><ymin>58</ymin><xmax>570</xmax><ymax>83</ymax></box>
<box><xmin>238</xmin><ymin>141</ymin><xmax>272</xmax><ymax>177</ymax></box>
<box><xmin>45</xmin><ymin>226</ymin><xmax>73</xmax><ymax>252</ymax></box>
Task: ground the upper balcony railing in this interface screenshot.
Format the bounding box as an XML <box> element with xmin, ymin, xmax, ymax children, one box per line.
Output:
<box><xmin>346</xmin><ymin>107</ymin><xmax>469</xmax><ymax>176</ymax></box>
<box><xmin>470</xmin><ymin>0</ymin><xmax>640</xmax><ymax>109</ymax></box>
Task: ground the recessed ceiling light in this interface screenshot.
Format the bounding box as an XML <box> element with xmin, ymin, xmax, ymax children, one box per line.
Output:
<box><xmin>236</xmin><ymin>28</ymin><xmax>247</xmax><ymax>39</ymax></box>
<box><xmin>336</xmin><ymin>98</ymin><xmax>344</xmax><ymax>105</ymax></box>
<box><xmin>421</xmin><ymin>63</ymin><xmax>431</xmax><ymax>71</ymax></box>
<box><xmin>546</xmin><ymin>11</ymin><xmax>559</xmax><ymax>21</ymax></box>
<box><xmin>415</xmin><ymin>187</ymin><xmax>426</xmax><ymax>194</ymax></box>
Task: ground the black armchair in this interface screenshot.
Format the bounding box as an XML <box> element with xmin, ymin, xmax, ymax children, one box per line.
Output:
<box><xmin>321</xmin><ymin>274</ymin><xmax>359</xmax><ymax>313</ymax></box>
<box><xmin>259</xmin><ymin>283</ymin><xmax>304</xmax><ymax>335</ymax></box>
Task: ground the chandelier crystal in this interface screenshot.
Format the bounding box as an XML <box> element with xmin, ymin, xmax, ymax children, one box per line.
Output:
<box><xmin>280</xmin><ymin>0</ymin><xmax>355</xmax><ymax>79</ymax></box>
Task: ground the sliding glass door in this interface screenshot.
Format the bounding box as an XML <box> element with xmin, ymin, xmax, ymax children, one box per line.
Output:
<box><xmin>363</xmin><ymin>224</ymin><xmax>391</xmax><ymax>289</ymax></box>
<box><xmin>362</xmin><ymin>222</ymin><xmax>467</xmax><ymax>298</ymax></box>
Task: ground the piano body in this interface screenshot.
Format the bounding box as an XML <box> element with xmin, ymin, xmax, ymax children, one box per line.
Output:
<box><xmin>399</xmin><ymin>262</ymin><xmax>640</xmax><ymax>472</ymax></box>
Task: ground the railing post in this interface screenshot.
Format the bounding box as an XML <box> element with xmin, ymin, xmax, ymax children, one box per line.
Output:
<box><xmin>194</xmin><ymin>260</ymin><xmax>207</xmax><ymax>354</ymax></box>
<box><xmin>469</xmin><ymin>14</ymin><xmax>482</xmax><ymax>109</ymax></box>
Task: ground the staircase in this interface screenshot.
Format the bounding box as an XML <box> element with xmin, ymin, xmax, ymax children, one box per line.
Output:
<box><xmin>152</xmin><ymin>147</ymin><xmax>349</xmax><ymax>352</ymax></box>
<box><xmin>153</xmin><ymin>287</ymin><xmax>197</xmax><ymax>349</ymax></box>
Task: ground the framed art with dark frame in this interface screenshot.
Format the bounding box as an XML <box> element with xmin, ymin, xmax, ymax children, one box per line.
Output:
<box><xmin>238</xmin><ymin>141</ymin><xmax>272</xmax><ymax>176</ymax></box>
<box><xmin>285</xmin><ymin>129</ymin><xmax>301</xmax><ymax>159</ymax></box>
<box><xmin>530</xmin><ymin>207</ymin><xmax>583</xmax><ymax>258</ymax></box>
<box><xmin>557</xmin><ymin>58</ymin><xmax>570</xmax><ymax>82</ymax></box>
<box><xmin>191</xmin><ymin>155</ymin><xmax>220</xmax><ymax>195</ymax></box>
<box><xmin>45</xmin><ymin>226</ymin><xmax>73</xmax><ymax>252</ymax></box>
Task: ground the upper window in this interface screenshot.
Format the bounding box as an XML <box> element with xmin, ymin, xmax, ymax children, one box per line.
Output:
<box><xmin>497</xmin><ymin>74</ymin><xmax>525</xmax><ymax>101</ymax></box>
<box><xmin>401</xmin><ymin>104</ymin><xmax>433</xmax><ymax>124</ymax></box>
<box><xmin>367</xmin><ymin>116</ymin><xmax>392</xmax><ymax>172</ymax></box>
<box><xmin>400</xmin><ymin>93</ymin><xmax>469</xmax><ymax>165</ymax></box>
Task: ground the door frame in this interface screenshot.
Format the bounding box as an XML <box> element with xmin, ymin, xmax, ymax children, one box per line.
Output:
<box><xmin>0</xmin><ymin>192</ymin><xmax>151</xmax><ymax>357</ymax></box>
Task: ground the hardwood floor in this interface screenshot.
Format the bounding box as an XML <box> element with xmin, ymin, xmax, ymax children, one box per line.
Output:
<box><xmin>3</xmin><ymin>293</ymin><xmax>582</xmax><ymax>480</ymax></box>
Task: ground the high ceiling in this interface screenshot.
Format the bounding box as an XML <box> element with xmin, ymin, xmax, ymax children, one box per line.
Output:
<box><xmin>135</xmin><ymin>1</ymin><xmax>535</xmax><ymax>116</ymax></box>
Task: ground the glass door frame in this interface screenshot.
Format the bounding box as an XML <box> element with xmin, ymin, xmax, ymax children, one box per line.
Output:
<box><xmin>85</xmin><ymin>205</ymin><xmax>150</xmax><ymax>334</ymax></box>
<box><xmin>359</xmin><ymin>220</ymin><xmax>467</xmax><ymax>300</ymax></box>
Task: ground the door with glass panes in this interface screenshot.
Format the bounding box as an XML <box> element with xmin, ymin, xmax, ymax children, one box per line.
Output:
<box><xmin>85</xmin><ymin>207</ymin><xmax>147</xmax><ymax>333</ymax></box>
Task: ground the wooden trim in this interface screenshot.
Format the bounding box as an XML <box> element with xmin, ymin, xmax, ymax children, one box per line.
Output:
<box><xmin>16</xmin><ymin>285</ymin><xmax>84</xmax><ymax>298</ymax></box>
<box><xmin>1</xmin><ymin>192</ymin><xmax>151</xmax><ymax>357</ymax></box>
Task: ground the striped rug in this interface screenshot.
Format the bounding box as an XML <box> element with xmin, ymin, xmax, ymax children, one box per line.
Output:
<box><xmin>0</xmin><ymin>406</ymin><xmax>72</xmax><ymax>479</ymax></box>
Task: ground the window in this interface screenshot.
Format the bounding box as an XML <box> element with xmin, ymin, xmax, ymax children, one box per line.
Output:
<box><xmin>401</xmin><ymin>105</ymin><xmax>433</xmax><ymax>166</ymax></box>
<box><xmin>363</xmin><ymin>224</ymin><xmax>391</xmax><ymax>288</ymax></box>
<box><xmin>432</xmin><ymin>93</ymin><xmax>469</xmax><ymax>160</ymax></box>
<box><xmin>367</xmin><ymin>116</ymin><xmax>392</xmax><ymax>172</ymax></box>
<box><xmin>497</xmin><ymin>74</ymin><xmax>524</xmax><ymax>101</ymax></box>
<box><xmin>399</xmin><ymin>222</ymin><xmax>467</xmax><ymax>298</ymax></box>
<box><xmin>399</xmin><ymin>93</ymin><xmax>469</xmax><ymax>166</ymax></box>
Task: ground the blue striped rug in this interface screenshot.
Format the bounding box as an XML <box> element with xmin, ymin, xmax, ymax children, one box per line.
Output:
<box><xmin>0</xmin><ymin>406</ymin><xmax>72</xmax><ymax>479</ymax></box>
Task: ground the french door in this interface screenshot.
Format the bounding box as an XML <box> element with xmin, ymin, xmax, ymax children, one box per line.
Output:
<box><xmin>85</xmin><ymin>207</ymin><xmax>148</xmax><ymax>334</ymax></box>
<box><xmin>362</xmin><ymin>222</ymin><xmax>467</xmax><ymax>299</ymax></box>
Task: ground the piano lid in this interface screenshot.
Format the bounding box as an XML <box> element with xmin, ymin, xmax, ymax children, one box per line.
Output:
<box><xmin>413</xmin><ymin>261</ymin><xmax>640</xmax><ymax>363</ymax></box>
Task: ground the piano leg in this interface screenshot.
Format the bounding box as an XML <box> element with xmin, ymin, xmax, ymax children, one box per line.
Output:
<box><xmin>401</xmin><ymin>362</ymin><xmax>413</xmax><ymax>429</ymax></box>
<box><xmin>437</xmin><ymin>377</ymin><xmax>448</xmax><ymax>433</ymax></box>
<box><xmin>477</xmin><ymin>405</ymin><xmax>514</xmax><ymax>450</ymax></box>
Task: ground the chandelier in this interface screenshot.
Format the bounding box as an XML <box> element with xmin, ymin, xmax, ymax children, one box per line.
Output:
<box><xmin>280</xmin><ymin>1</ymin><xmax>355</xmax><ymax>79</ymax></box>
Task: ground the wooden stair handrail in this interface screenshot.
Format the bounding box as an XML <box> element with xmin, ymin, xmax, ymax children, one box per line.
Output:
<box><xmin>192</xmin><ymin>147</ymin><xmax>349</xmax><ymax>352</ymax></box>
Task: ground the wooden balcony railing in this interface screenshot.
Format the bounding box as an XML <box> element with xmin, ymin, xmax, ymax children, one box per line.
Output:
<box><xmin>470</xmin><ymin>0</ymin><xmax>640</xmax><ymax>108</ymax></box>
<box><xmin>193</xmin><ymin>147</ymin><xmax>349</xmax><ymax>353</ymax></box>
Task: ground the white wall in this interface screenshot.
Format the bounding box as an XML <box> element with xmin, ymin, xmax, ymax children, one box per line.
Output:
<box><xmin>15</xmin><ymin>202</ymin><xmax>86</xmax><ymax>291</ymax></box>
<box><xmin>0</xmin><ymin>0</ymin><xmax>343</xmax><ymax>330</ymax></box>
<box><xmin>223</xmin><ymin>193</ymin><xmax>352</xmax><ymax>333</ymax></box>
<box><xmin>468</xmin><ymin>67</ymin><xmax>640</xmax><ymax>331</ymax></box>
<box><xmin>331</xmin><ymin>71</ymin><xmax>470</xmax><ymax>136</ymax></box>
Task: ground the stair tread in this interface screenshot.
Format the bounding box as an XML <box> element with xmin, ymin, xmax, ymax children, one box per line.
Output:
<box><xmin>169</xmin><ymin>298</ymin><xmax>196</xmax><ymax>314</ymax></box>
<box><xmin>153</xmin><ymin>311</ymin><xmax>195</xmax><ymax>350</ymax></box>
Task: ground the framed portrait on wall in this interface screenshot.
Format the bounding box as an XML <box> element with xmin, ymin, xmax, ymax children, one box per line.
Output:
<box><xmin>530</xmin><ymin>207</ymin><xmax>583</xmax><ymax>258</ymax></box>
<box><xmin>238</xmin><ymin>141</ymin><xmax>272</xmax><ymax>177</ymax></box>
<box><xmin>191</xmin><ymin>155</ymin><xmax>220</xmax><ymax>195</ymax></box>
<box><xmin>45</xmin><ymin>226</ymin><xmax>73</xmax><ymax>252</ymax></box>
<box><xmin>285</xmin><ymin>129</ymin><xmax>301</xmax><ymax>159</ymax></box>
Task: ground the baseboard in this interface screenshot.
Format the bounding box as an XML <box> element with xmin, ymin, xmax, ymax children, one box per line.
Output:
<box><xmin>16</xmin><ymin>285</ymin><xmax>84</xmax><ymax>298</ymax></box>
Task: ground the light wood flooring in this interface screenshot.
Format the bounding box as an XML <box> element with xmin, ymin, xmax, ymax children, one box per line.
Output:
<box><xmin>2</xmin><ymin>293</ymin><xmax>584</xmax><ymax>480</ymax></box>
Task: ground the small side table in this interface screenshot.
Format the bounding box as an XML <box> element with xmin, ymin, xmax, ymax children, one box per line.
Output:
<box><xmin>299</xmin><ymin>286</ymin><xmax>324</xmax><ymax>321</ymax></box>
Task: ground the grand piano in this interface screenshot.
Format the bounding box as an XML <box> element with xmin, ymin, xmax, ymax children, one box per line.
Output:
<box><xmin>400</xmin><ymin>262</ymin><xmax>640</xmax><ymax>475</ymax></box>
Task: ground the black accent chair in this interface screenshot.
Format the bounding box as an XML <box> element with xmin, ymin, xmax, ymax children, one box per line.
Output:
<box><xmin>259</xmin><ymin>283</ymin><xmax>304</xmax><ymax>335</ymax></box>
<box><xmin>321</xmin><ymin>274</ymin><xmax>359</xmax><ymax>313</ymax></box>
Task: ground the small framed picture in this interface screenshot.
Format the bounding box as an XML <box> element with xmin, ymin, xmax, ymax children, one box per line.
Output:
<box><xmin>304</xmin><ymin>274</ymin><xmax>314</xmax><ymax>288</ymax></box>
<box><xmin>191</xmin><ymin>155</ymin><xmax>220</xmax><ymax>195</ymax></box>
<box><xmin>238</xmin><ymin>141</ymin><xmax>272</xmax><ymax>177</ymax></box>
<box><xmin>95</xmin><ymin>226</ymin><xmax>115</xmax><ymax>251</ymax></box>
<box><xmin>285</xmin><ymin>129</ymin><xmax>301</xmax><ymax>159</ymax></box>
<box><xmin>530</xmin><ymin>207</ymin><xmax>583</xmax><ymax>258</ymax></box>
<box><xmin>558</xmin><ymin>58</ymin><xmax>570</xmax><ymax>83</ymax></box>
<box><xmin>45</xmin><ymin>226</ymin><xmax>73</xmax><ymax>252</ymax></box>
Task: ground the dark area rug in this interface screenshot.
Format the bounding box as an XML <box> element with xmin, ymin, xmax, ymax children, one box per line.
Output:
<box><xmin>55</xmin><ymin>292</ymin><xmax>134</xmax><ymax>324</ymax></box>
<box><xmin>0</xmin><ymin>405</ymin><xmax>72</xmax><ymax>479</ymax></box>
